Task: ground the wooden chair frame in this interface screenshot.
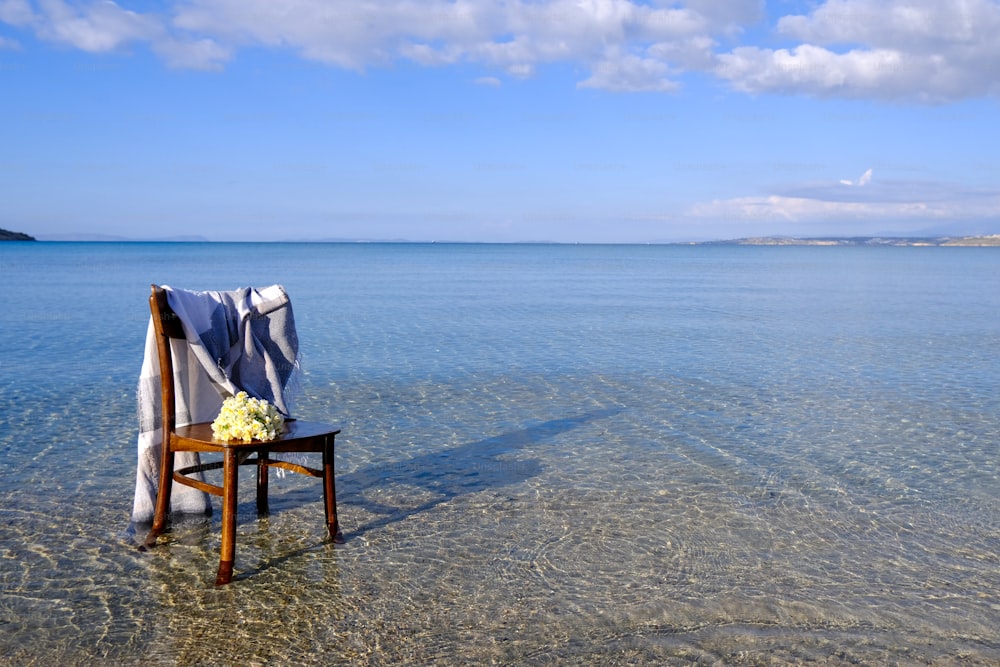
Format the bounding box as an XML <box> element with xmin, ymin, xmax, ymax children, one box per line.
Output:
<box><xmin>143</xmin><ymin>285</ymin><xmax>343</xmax><ymax>585</ymax></box>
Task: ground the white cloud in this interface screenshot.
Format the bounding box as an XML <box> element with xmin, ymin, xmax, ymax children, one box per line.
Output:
<box><xmin>716</xmin><ymin>0</ymin><xmax>1000</xmax><ymax>102</ymax></box>
<box><xmin>0</xmin><ymin>0</ymin><xmax>229</xmax><ymax>68</ymax></box>
<box><xmin>690</xmin><ymin>195</ymin><xmax>966</xmax><ymax>226</ymax></box>
<box><xmin>2</xmin><ymin>0</ymin><xmax>1000</xmax><ymax>101</ymax></box>
<box><xmin>776</xmin><ymin>0</ymin><xmax>999</xmax><ymax>50</ymax></box>
<box><xmin>690</xmin><ymin>176</ymin><xmax>1000</xmax><ymax>226</ymax></box>
<box><xmin>840</xmin><ymin>168</ymin><xmax>872</xmax><ymax>186</ymax></box>
<box><xmin>34</xmin><ymin>0</ymin><xmax>160</xmax><ymax>52</ymax></box>
<box><xmin>0</xmin><ymin>0</ymin><xmax>35</xmax><ymax>26</ymax></box>
<box><xmin>718</xmin><ymin>44</ymin><xmax>900</xmax><ymax>90</ymax></box>
<box><xmin>172</xmin><ymin>0</ymin><xmax>452</xmax><ymax>70</ymax></box>
<box><xmin>578</xmin><ymin>49</ymin><xmax>679</xmax><ymax>92</ymax></box>
<box><xmin>171</xmin><ymin>0</ymin><xmax>727</xmax><ymax>91</ymax></box>
<box><xmin>0</xmin><ymin>0</ymin><xmax>726</xmax><ymax>90</ymax></box>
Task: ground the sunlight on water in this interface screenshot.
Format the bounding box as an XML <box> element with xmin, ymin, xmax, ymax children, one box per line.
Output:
<box><xmin>1</xmin><ymin>242</ymin><xmax>998</xmax><ymax>664</ymax></box>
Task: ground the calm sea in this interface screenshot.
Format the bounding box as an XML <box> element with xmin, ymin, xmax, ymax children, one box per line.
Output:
<box><xmin>1</xmin><ymin>242</ymin><xmax>998</xmax><ymax>665</ymax></box>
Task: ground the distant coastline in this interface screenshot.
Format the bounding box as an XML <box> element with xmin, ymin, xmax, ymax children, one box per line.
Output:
<box><xmin>692</xmin><ymin>234</ymin><xmax>1000</xmax><ymax>247</ymax></box>
<box><xmin>8</xmin><ymin>229</ymin><xmax>1000</xmax><ymax>246</ymax></box>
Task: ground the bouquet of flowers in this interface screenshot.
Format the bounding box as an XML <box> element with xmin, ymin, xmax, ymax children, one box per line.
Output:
<box><xmin>211</xmin><ymin>391</ymin><xmax>285</xmax><ymax>442</ymax></box>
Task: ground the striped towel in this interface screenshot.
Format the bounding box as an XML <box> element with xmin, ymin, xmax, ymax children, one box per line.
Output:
<box><xmin>130</xmin><ymin>285</ymin><xmax>300</xmax><ymax>526</ymax></box>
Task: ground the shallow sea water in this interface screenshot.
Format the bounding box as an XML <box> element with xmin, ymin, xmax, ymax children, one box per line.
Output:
<box><xmin>1</xmin><ymin>242</ymin><xmax>999</xmax><ymax>665</ymax></box>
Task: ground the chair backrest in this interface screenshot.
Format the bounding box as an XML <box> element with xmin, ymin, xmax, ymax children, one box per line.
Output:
<box><xmin>149</xmin><ymin>285</ymin><xmax>184</xmax><ymax>435</ymax></box>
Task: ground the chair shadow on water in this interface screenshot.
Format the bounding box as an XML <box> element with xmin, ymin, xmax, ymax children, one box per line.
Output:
<box><xmin>337</xmin><ymin>407</ymin><xmax>623</xmax><ymax>540</ymax></box>
<box><xmin>158</xmin><ymin>408</ymin><xmax>621</xmax><ymax>581</ymax></box>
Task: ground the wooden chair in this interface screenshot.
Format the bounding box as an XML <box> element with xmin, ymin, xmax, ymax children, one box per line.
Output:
<box><xmin>143</xmin><ymin>285</ymin><xmax>343</xmax><ymax>585</ymax></box>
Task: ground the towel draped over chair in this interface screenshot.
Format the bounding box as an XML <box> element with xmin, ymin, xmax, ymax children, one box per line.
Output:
<box><xmin>131</xmin><ymin>285</ymin><xmax>300</xmax><ymax>525</ymax></box>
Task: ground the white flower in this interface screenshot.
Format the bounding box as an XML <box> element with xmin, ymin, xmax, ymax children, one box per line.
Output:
<box><xmin>211</xmin><ymin>391</ymin><xmax>285</xmax><ymax>442</ymax></box>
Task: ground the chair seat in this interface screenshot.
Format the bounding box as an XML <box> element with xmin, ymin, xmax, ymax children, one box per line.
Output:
<box><xmin>174</xmin><ymin>420</ymin><xmax>342</xmax><ymax>451</ymax></box>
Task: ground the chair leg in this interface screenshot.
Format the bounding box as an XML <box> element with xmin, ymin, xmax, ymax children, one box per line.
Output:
<box><xmin>143</xmin><ymin>443</ymin><xmax>175</xmax><ymax>549</ymax></box>
<box><xmin>216</xmin><ymin>449</ymin><xmax>238</xmax><ymax>585</ymax></box>
<box><xmin>256</xmin><ymin>452</ymin><xmax>269</xmax><ymax>515</ymax></box>
<box><xmin>323</xmin><ymin>437</ymin><xmax>344</xmax><ymax>544</ymax></box>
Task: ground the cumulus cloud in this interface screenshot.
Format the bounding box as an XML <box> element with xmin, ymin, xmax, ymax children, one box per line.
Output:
<box><xmin>31</xmin><ymin>0</ymin><xmax>160</xmax><ymax>52</ymax></box>
<box><xmin>0</xmin><ymin>0</ymin><xmax>729</xmax><ymax>89</ymax></box>
<box><xmin>2</xmin><ymin>0</ymin><xmax>999</xmax><ymax>100</ymax></box>
<box><xmin>715</xmin><ymin>0</ymin><xmax>1000</xmax><ymax>102</ymax></box>
<box><xmin>578</xmin><ymin>49</ymin><xmax>679</xmax><ymax>92</ymax></box>
<box><xmin>715</xmin><ymin>45</ymin><xmax>921</xmax><ymax>98</ymax></box>
<box><xmin>0</xmin><ymin>0</ymin><xmax>35</xmax><ymax>26</ymax></box>
<box><xmin>0</xmin><ymin>0</ymin><xmax>229</xmax><ymax>68</ymax></box>
<box><xmin>777</xmin><ymin>0</ymin><xmax>998</xmax><ymax>50</ymax></box>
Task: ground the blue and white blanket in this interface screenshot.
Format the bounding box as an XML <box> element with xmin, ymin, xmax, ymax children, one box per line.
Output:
<box><xmin>130</xmin><ymin>285</ymin><xmax>300</xmax><ymax>525</ymax></box>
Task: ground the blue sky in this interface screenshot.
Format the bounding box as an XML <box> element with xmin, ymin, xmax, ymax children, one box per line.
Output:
<box><xmin>2</xmin><ymin>0</ymin><xmax>999</xmax><ymax>242</ymax></box>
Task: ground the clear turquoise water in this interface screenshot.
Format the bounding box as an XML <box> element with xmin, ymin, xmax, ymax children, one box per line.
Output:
<box><xmin>1</xmin><ymin>242</ymin><xmax>998</xmax><ymax>665</ymax></box>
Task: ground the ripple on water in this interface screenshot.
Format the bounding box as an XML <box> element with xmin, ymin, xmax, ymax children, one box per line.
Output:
<box><xmin>3</xmin><ymin>244</ymin><xmax>1000</xmax><ymax>664</ymax></box>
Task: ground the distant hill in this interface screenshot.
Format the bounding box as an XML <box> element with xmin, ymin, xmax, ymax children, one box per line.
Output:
<box><xmin>0</xmin><ymin>227</ymin><xmax>35</xmax><ymax>241</ymax></box>
<box><xmin>696</xmin><ymin>235</ymin><xmax>1000</xmax><ymax>247</ymax></box>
